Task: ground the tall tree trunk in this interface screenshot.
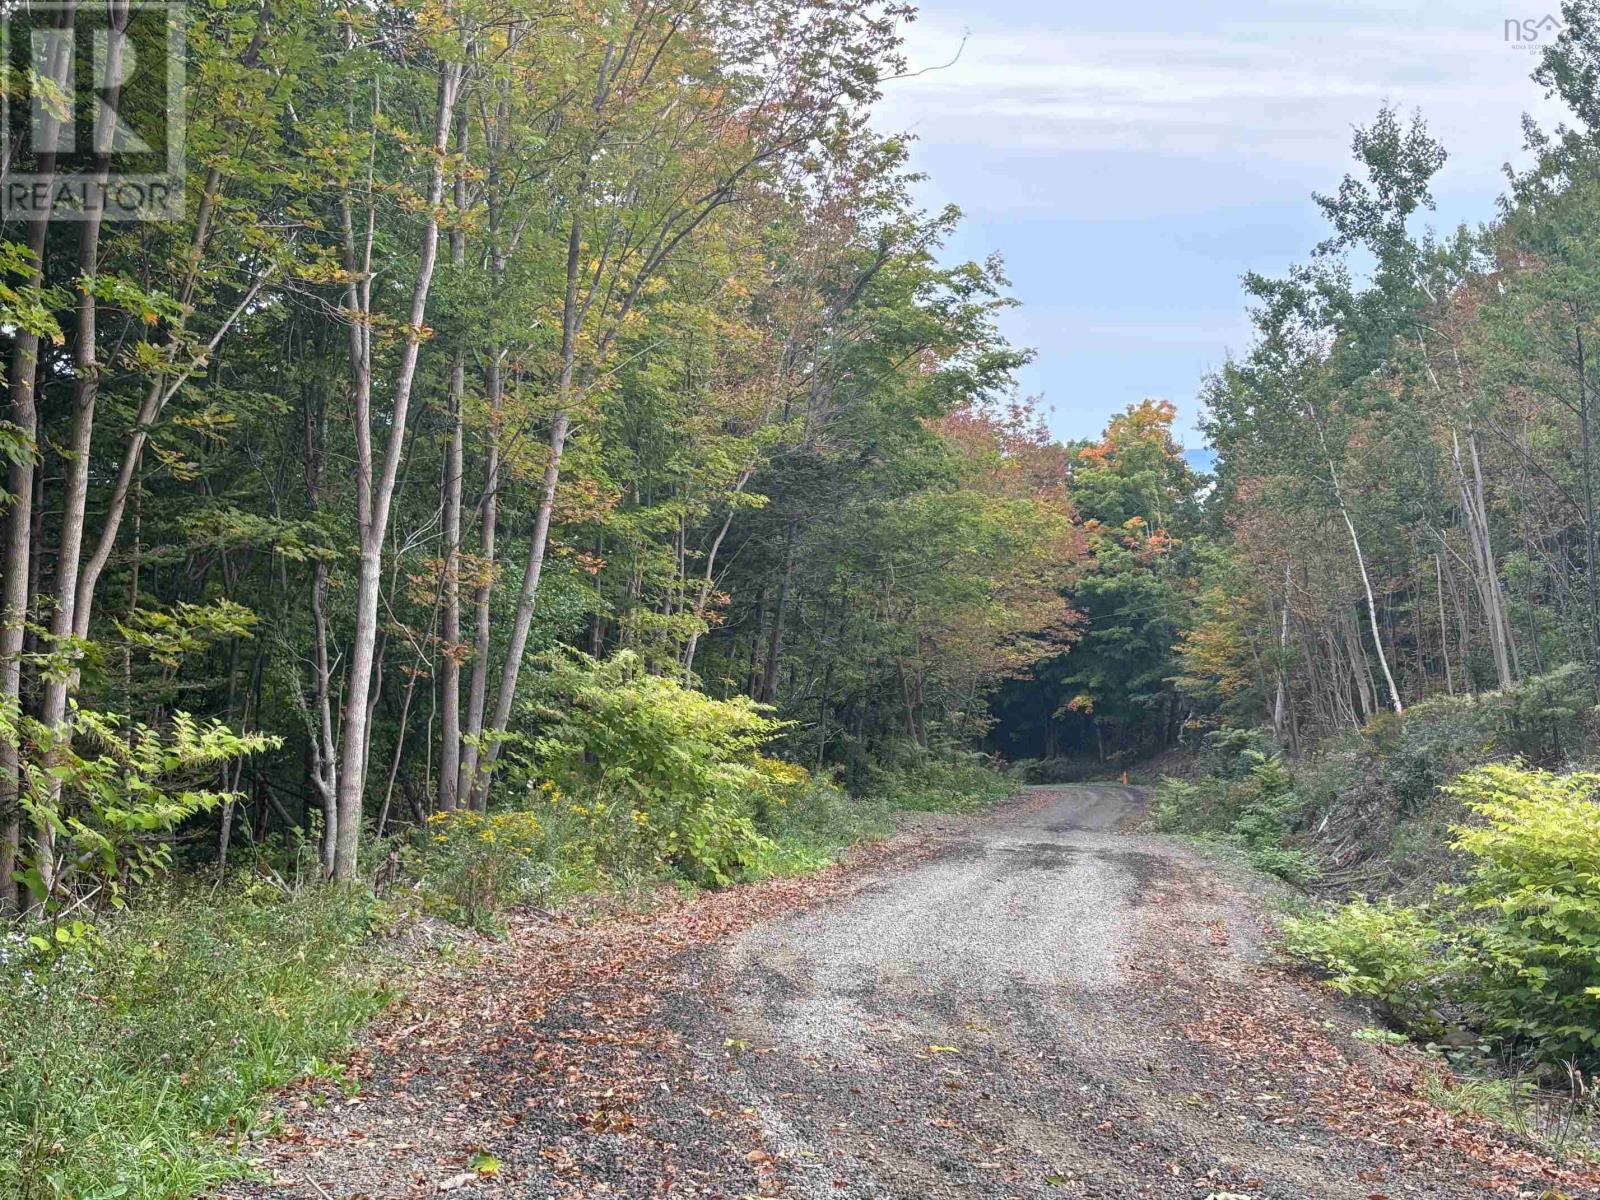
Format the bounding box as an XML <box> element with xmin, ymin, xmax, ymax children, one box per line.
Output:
<box><xmin>1328</xmin><ymin>457</ymin><xmax>1404</xmax><ymax>714</ymax></box>
<box><xmin>681</xmin><ymin>469</ymin><xmax>752</xmax><ymax>683</ymax></box>
<box><xmin>32</xmin><ymin>0</ymin><xmax>131</xmax><ymax>901</ymax></box>
<box><xmin>458</xmin><ymin>76</ymin><xmax>515</xmax><ymax>805</ymax></box>
<box><xmin>301</xmin><ymin>382</ymin><xmax>340</xmax><ymax>875</ymax></box>
<box><xmin>1342</xmin><ymin>609</ymin><xmax>1376</xmax><ymax>720</ymax></box>
<box><xmin>1450</xmin><ymin>426</ymin><xmax>1514</xmax><ymax>689</ymax></box>
<box><xmin>457</xmin><ymin>360</ymin><xmax>499</xmax><ymax>802</ymax></box>
<box><xmin>1435</xmin><ymin>552</ymin><xmax>1455</xmax><ymax>696</ymax></box>
<box><xmin>437</xmin><ymin>113</ymin><xmax>469</xmax><ymax>814</ymax></box>
<box><xmin>758</xmin><ymin>519</ymin><xmax>798</xmax><ymax>705</ymax></box>
<box><xmin>465</xmin><ymin>46</ymin><xmax>624</xmax><ymax>809</ymax></box>
<box><xmin>1576</xmin><ymin>321</ymin><xmax>1600</xmax><ymax>694</ymax></box>
<box><xmin>467</xmin><ymin>409</ymin><xmax>568</xmax><ymax>809</ymax></box>
<box><xmin>1426</xmin><ymin>332</ymin><xmax>1517</xmax><ymax>689</ymax></box>
<box><xmin>0</xmin><ymin>0</ymin><xmax>73</xmax><ymax>909</ymax></box>
<box><xmin>1271</xmin><ymin>562</ymin><xmax>1291</xmax><ymax>740</ymax></box>
<box><xmin>331</xmin><ymin>64</ymin><xmax>462</xmax><ymax>881</ymax></box>
<box><xmin>1444</xmin><ymin>549</ymin><xmax>1475</xmax><ymax>694</ymax></box>
<box><xmin>71</xmin><ymin>0</ymin><xmax>271</xmax><ymax>636</ymax></box>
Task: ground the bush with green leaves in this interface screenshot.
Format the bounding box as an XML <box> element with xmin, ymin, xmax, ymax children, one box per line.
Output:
<box><xmin>1496</xmin><ymin>662</ymin><xmax>1595</xmax><ymax>762</ymax></box>
<box><xmin>417</xmin><ymin>653</ymin><xmax>1012</xmax><ymax>904</ymax></box>
<box><xmin>1</xmin><ymin>699</ymin><xmax>276</xmax><ymax>909</ymax></box>
<box><xmin>1286</xmin><ymin>764</ymin><xmax>1600</xmax><ymax>1066</ymax></box>
<box><xmin>1197</xmin><ymin>726</ymin><xmax>1276</xmax><ymax>780</ymax></box>
<box><xmin>1150</xmin><ymin>733</ymin><xmax>1318</xmax><ymax>884</ymax></box>
<box><xmin>1282</xmin><ymin>898</ymin><xmax>1459</xmax><ymax>1037</ymax></box>
<box><xmin>512</xmin><ymin>650</ymin><xmax>797</xmax><ymax>886</ymax></box>
<box><xmin>1151</xmin><ymin>729</ymin><xmax>1291</xmax><ymax>834</ymax></box>
<box><xmin>1447</xmin><ymin>764</ymin><xmax>1600</xmax><ymax>1063</ymax></box>
<box><xmin>0</xmin><ymin>883</ymin><xmax>387</xmax><ymax>1200</ymax></box>
<box><xmin>1244</xmin><ymin>844</ymin><xmax>1322</xmax><ymax>888</ymax></box>
<box><xmin>1150</xmin><ymin>776</ymin><xmax>1206</xmax><ymax>832</ymax></box>
<box><xmin>863</xmin><ymin>747</ymin><xmax>1015</xmax><ymax>813</ymax></box>
<box><xmin>747</xmin><ymin>775</ymin><xmax>894</xmax><ymax>877</ymax></box>
<box><xmin>411</xmin><ymin>807</ymin><xmax>562</xmax><ymax>930</ymax></box>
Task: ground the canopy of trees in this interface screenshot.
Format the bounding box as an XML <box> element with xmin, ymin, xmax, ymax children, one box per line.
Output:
<box><xmin>16</xmin><ymin>0</ymin><xmax>1600</xmax><ymax>912</ymax></box>
<box><xmin>1172</xmin><ymin>7</ymin><xmax>1600</xmax><ymax>753</ymax></box>
<box><xmin>0</xmin><ymin>0</ymin><xmax>1090</xmax><ymax>907</ymax></box>
<box><xmin>993</xmin><ymin>1</ymin><xmax>1600</xmax><ymax>768</ymax></box>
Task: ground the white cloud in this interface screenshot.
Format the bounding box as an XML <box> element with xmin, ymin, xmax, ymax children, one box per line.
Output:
<box><xmin>868</xmin><ymin>4</ymin><xmax>1570</xmax><ymax>438</ymax></box>
<box><xmin>878</xmin><ymin>15</ymin><xmax>1565</xmax><ymax>178</ymax></box>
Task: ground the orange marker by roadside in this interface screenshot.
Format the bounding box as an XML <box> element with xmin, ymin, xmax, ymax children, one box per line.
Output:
<box><xmin>1121</xmin><ymin>771</ymin><xmax>1128</xmax><ymax>785</ymax></box>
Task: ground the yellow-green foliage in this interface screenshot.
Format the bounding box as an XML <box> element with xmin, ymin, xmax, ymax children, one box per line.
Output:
<box><xmin>513</xmin><ymin>650</ymin><xmax>806</xmax><ymax>886</ymax></box>
<box><xmin>412</xmin><ymin>652</ymin><xmax>943</xmax><ymax>911</ymax></box>
<box><xmin>1447</xmin><ymin>764</ymin><xmax>1600</xmax><ymax>1061</ymax></box>
<box><xmin>413</xmin><ymin>808</ymin><xmax>555</xmax><ymax>930</ymax></box>
<box><xmin>0</xmin><ymin>700</ymin><xmax>276</xmax><ymax>907</ymax></box>
<box><xmin>1286</xmin><ymin>763</ymin><xmax>1600</xmax><ymax>1065</ymax></box>
<box><xmin>1282</xmin><ymin>898</ymin><xmax>1457</xmax><ymax>1036</ymax></box>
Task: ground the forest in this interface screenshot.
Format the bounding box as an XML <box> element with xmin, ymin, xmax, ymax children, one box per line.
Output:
<box><xmin>9</xmin><ymin>0</ymin><xmax>1600</xmax><ymax>1194</ymax></box>
<box><xmin>0</xmin><ymin>0</ymin><xmax>1089</xmax><ymax>910</ymax></box>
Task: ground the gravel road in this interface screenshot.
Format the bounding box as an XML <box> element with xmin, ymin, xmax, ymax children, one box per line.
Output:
<box><xmin>661</xmin><ymin>785</ymin><xmax>1569</xmax><ymax>1198</ymax></box>
<box><xmin>242</xmin><ymin>785</ymin><xmax>1600</xmax><ymax>1199</ymax></box>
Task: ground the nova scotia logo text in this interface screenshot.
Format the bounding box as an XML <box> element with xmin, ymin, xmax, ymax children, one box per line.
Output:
<box><xmin>1505</xmin><ymin>13</ymin><xmax>1564</xmax><ymax>51</ymax></box>
<box><xmin>1</xmin><ymin>1</ymin><xmax>185</xmax><ymax>221</ymax></box>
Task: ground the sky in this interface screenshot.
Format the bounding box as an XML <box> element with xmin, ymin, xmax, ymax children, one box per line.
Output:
<box><xmin>873</xmin><ymin>0</ymin><xmax>1572</xmax><ymax>452</ymax></box>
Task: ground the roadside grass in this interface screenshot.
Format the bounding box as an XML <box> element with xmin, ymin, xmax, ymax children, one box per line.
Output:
<box><xmin>0</xmin><ymin>883</ymin><xmax>392</xmax><ymax>1200</ymax></box>
<box><xmin>1152</xmin><ymin>828</ymin><xmax>1320</xmax><ymax>890</ymax></box>
<box><xmin>1420</xmin><ymin>1067</ymin><xmax>1600</xmax><ymax>1163</ymax></box>
<box><xmin>750</xmin><ymin>786</ymin><xmax>896</xmax><ymax>879</ymax></box>
<box><xmin>864</xmin><ymin>755</ymin><xmax>1017</xmax><ymax>814</ymax></box>
<box><xmin>0</xmin><ymin>756</ymin><xmax>1015</xmax><ymax>1200</ymax></box>
<box><xmin>749</xmin><ymin>756</ymin><xmax>1016</xmax><ymax>878</ymax></box>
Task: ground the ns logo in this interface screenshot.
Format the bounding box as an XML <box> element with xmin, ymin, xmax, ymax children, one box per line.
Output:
<box><xmin>1504</xmin><ymin>14</ymin><xmax>1564</xmax><ymax>42</ymax></box>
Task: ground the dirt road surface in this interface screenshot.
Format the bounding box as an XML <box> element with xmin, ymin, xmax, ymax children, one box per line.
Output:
<box><xmin>240</xmin><ymin>786</ymin><xmax>1600</xmax><ymax>1199</ymax></box>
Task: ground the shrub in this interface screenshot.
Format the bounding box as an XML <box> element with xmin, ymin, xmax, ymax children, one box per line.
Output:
<box><xmin>1498</xmin><ymin>663</ymin><xmax>1595</xmax><ymax>761</ymax></box>
<box><xmin>1151</xmin><ymin>730</ymin><xmax>1292</xmax><ymax>834</ymax></box>
<box><xmin>1230</xmin><ymin>754</ymin><xmax>1301</xmax><ymax>847</ymax></box>
<box><xmin>748</xmin><ymin>776</ymin><xmax>894</xmax><ymax>877</ymax></box>
<box><xmin>1151</xmin><ymin>737</ymin><xmax>1318</xmax><ymax>884</ymax></box>
<box><xmin>412</xmin><ymin>808</ymin><xmax>558</xmax><ymax>931</ymax></box>
<box><xmin>864</xmin><ymin>748</ymin><xmax>1015</xmax><ymax>813</ymax></box>
<box><xmin>1198</xmin><ymin>726</ymin><xmax>1277</xmax><ymax>780</ymax></box>
<box><xmin>1367</xmin><ymin>692</ymin><xmax>1500</xmax><ymax>813</ymax></box>
<box><xmin>1285</xmin><ymin>764</ymin><xmax>1600</xmax><ymax>1066</ymax></box>
<box><xmin>1</xmin><ymin>701</ymin><xmax>275</xmax><ymax>909</ymax></box>
<box><xmin>512</xmin><ymin>650</ymin><xmax>793</xmax><ymax>886</ymax></box>
<box><xmin>1150</xmin><ymin>777</ymin><xmax>1207</xmax><ymax>832</ymax></box>
<box><xmin>1282</xmin><ymin>897</ymin><xmax>1458</xmax><ymax>1036</ymax></box>
<box><xmin>1447</xmin><ymin>764</ymin><xmax>1600</xmax><ymax>1063</ymax></box>
<box><xmin>1007</xmin><ymin>757</ymin><xmax>1110</xmax><ymax>785</ymax></box>
<box><xmin>1246</xmin><ymin>844</ymin><xmax>1321</xmax><ymax>887</ymax></box>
